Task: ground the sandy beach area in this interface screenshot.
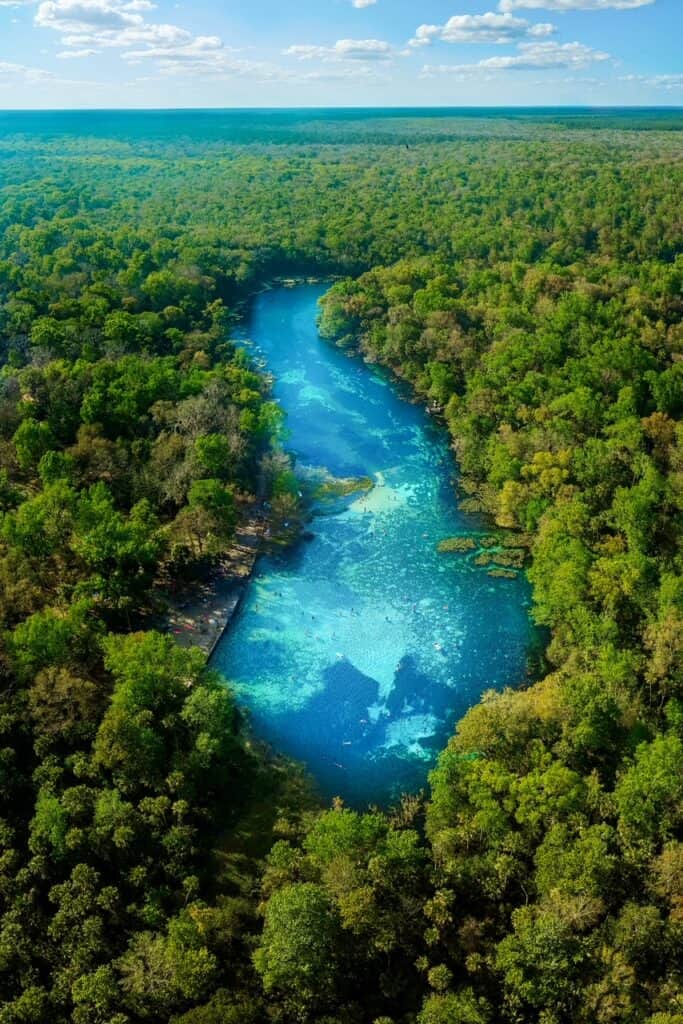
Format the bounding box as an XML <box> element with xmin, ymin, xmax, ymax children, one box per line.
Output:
<box><xmin>160</xmin><ymin>513</ymin><xmax>267</xmax><ymax>658</ymax></box>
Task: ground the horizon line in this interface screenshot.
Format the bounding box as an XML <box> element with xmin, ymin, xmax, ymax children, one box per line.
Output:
<box><xmin>1</xmin><ymin>104</ymin><xmax>682</xmax><ymax>114</ymax></box>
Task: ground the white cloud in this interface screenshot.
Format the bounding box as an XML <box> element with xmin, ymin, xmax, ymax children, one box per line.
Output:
<box><xmin>61</xmin><ymin>24</ymin><xmax>189</xmax><ymax>48</ymax></box>
<box><xmin>0</xmin><ymin>60</ymin><xmax>52</xmax><ymax>80</ymax></box>
<box><xmin>33</xmin><ymin>0</ymin><xmax>343</xmax><ymax>88</ymax></box>
<box><xmin>483</xmin><ymin>39</ymin><xmax>609</xmax><ymax>67</ymax></box>
<box><xmin>56</xmin><ymin>46</ymin><xmax>97</xmax><ymax>55</ymax></box>
<box><xmin>351</xmin><ymin>0</ymin><xmax>377</xmax><ymax>7</ymax></box>
<box><xmin>409</xmin><ymin>12</ymin><xmax>555</xmax><ymax>47</ymax></box>
<box><xmin>34</xmin><ymin>0</ymin><xmax>231</xmax><ymax>69</ymax></box>
<box><xmin>142</xmin><ymin>52</ymin><xmax>385</xmax><ymax>83</ymax></box>
<box><xmin>620</xmin><ymin>72</ymin><xmax>683</xmax><ymax>90</ymax></box>
<box><xmin>409</xmin><ymin>25</ymin><xmax>440</xmax><ymax>48</ymax></box>
<box><xmin>499</xmin><ymin>0</ymin><xmax>654</xmax><ymax>11</ymax></box>
<box><xmin>33</xmin><ymin>0</ymin><xmax>393</xmax><ymax>82</ymax></box>
<box><xmin>300</xmin><ymin>65</ymin><xmax>386</xmax><ymax>81</ymax></box>
<box><xmin>0</xmin><ymin>62</ymin><xmax>106</xmax><ymax>91</ymax></box>
<box><xmin>0</xmin><ymin>1</ymin><xmax>36</xmax><ymax>7</ymax></box>
<box><xmin>152</xmin><ymin>57</ymin><xmax>285</xmax><ymax>79</ymax></box>
<box><xmin>284</xmin><ymin>38</ymin><xmax>393</xmax><ymax>61</ymax></box>
<box><xmin>123</xmin><ymin>34</ymin><xmax>222</xmax><ymax>61</ymax></box>
<box><xmin>422</xmin><ymin>39</ymin><xmax>609</xmax><ymax>74</ymax></box>
<box><xmin>34</xmin><ymin>0</ymin><xmax>191</xmax><ymax>50</ymax></box>
<box><xmin>33</xmin><ymin>0</ymin><xmax>317</xmax><ymax>82</ymax></box>
<box><xmin>36</xmin><ymin>0</ymin><xmax>150</xmax><ymax>32</ymax></box>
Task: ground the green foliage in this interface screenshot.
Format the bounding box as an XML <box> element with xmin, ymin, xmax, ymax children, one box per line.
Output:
<box><xmin>194</xmin><ymin>434</ymin><xmax>233</xmax><ymax>480</ymax></box>
<box><xmin>254</xmin><ymin>882</ymin><xmax>342</xmax><ymax>1010</ymax></box>
<box><xmin>418</xmin><ymin>990</ymin><xmax>491</xmax><ymax>1024</ymax></box>
<box><xmin>13</xmin><ymin>418</ymin><xmax>55</xmax><ymax>471</ymax></box>
<box><xmin>119</xmin><ymin>913</ymin><xmax>218</xmax><ymax>1019</ymax></box>
<box><xmin>94</xmin><ymin>632</ymin><xmax>238</xmax><ymax>795</ymax></box>
<box><xmin>1</xmin><ymin>110</ymin><xmax>682</xmax><ymax>1023</ymax></box>
<box><xmin>8</xmin><ymin>599</ymin><xmax>98</xmax><ymax>681</ymax></box>
<box><xmin>615</xmin><ymin>734</ymin><xmax>683</xmax><ymax>860</ymax></box>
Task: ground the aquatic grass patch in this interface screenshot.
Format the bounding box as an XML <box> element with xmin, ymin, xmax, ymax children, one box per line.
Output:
<box><xmin>437</xmin><ymin>536</ymin><xmax>478</xmax><ymax>554</ymax></box>
<box><xmin>315</xmin><ymin>476</ymin><xmax>375</xmax><ymax>501</ymax></box>
<box><xmin>473</xmin><ymin>549</ymin><xmax>527</xmax><ymax>570</ymax></box>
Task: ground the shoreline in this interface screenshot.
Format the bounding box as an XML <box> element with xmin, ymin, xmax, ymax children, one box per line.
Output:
<box><xmin>188</xmin><ymin>276</ymin><xmax>336</xmax><ymax>656</ymax></box>
<box><xmin>155</xmin><ymin>278</ymin><xmax>332</xmax><ymax>661</ymax></box>
<box><xmin>157</xmin><ymin>508</ymin><xmax>268</xmax><ymax>659</ymax></box>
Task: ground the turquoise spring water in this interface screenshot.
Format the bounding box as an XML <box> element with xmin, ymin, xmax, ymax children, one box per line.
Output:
<box><xmin>211</xmin><ymin>284</ymin><xmax>538</xmax><ymax>805</ymax></box>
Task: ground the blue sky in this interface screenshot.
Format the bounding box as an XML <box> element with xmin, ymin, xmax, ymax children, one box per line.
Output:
<box><xmin>0</xmin><ymin>0</ymin><xmax>681</xmax><ymax>108</ymax></box>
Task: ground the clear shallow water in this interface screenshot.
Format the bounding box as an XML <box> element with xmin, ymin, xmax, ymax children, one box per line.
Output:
<box><xmin>212</xmin><ymin>284</ymin><xmax>537</xmax><ymax>805</ymax></box>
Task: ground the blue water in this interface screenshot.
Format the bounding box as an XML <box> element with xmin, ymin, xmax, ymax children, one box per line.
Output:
<box><xmin>212</xmin><ymin>284</ymin><xmax>536</xmax><ymax>805</ymax></box>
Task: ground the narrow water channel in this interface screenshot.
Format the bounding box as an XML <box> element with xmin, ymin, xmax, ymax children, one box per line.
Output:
<box><xmin>211</xmin><ymin>284</ymin><xmax>537</xmax><ymax>805</ymax></box>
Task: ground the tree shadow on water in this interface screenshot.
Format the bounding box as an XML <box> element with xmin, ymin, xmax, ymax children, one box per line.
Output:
<box><xmin>254</xmin><ymin>653</ymin><xmax>457</xmax><ymax>805</ymax></box>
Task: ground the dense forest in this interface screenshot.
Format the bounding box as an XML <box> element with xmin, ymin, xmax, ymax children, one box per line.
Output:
<box><xmin>0</xmin><ymin>110</ymin><xmax>681</xmax><ymax>1024</ymax></box>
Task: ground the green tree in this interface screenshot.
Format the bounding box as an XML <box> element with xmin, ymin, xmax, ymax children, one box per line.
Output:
<box><xmin>253</xmin><ymin>883</ymin><xmax>342</xmax><ymax>1017</ymax></box>
<box><xmin>13</xmin><ymin>418</ymin><xmax>56</xmax><ymax>471</ymax></box>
